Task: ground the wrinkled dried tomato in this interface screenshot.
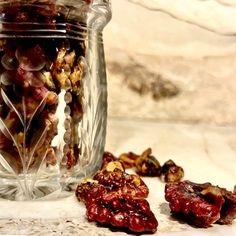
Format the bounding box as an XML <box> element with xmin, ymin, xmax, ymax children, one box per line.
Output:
<box><xmin>88</xmin><ymin>192</ymin><xmax>157</xmax><ymax>233</ymax></box>
<box><xmin>76</xmin><ymin>160</ymin><xmax>158</xmax><ymax>233</ymax></box>
<box><xmin>80</xmin><ymin>187</ymin><xmax>158</xmax><ymax>233</ymax></box>
<box><xmin>165</xmin><ymin>180</ymin><xmax>236</xmax><ymax>227</ymax></box>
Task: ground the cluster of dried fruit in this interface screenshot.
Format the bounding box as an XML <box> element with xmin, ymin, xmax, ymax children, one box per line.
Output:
<box><xmin>0</xmin><ymin>1</ymin><xmax>87</xmax><ymax>172</ymax></box>
<box><xmin>76</xmin><ymin>161</ymin><xmax>158</xmax><ymax>233</ymax></box>
<box><xmin>104</xmin><ymin>148</ymin><xmax>184</xmax><ymax>183</ymax></box>
<box><xmin>165</xmin><ymin>180</ymin><xmax>236</xmax><ymax>227</ymax></box>
<box><xmin>76</xmin><ymin>149</ymin><xmax>236</xmax><ymax>233</ymax></box>
<box><xmin>0</xmin><ymin>40</ymin><xmax>84</xmax><ymax>172</ymax></box>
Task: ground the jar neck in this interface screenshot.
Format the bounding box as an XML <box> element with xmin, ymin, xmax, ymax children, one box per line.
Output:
<box><xmin>0</xmin><ymin>0</ymin><xmax>111</xmax><ymax>35</ymax></box>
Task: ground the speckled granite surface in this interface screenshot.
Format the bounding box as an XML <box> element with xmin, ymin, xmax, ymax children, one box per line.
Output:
<box><xmin>0</xmin><ymin>119</ymin><xmax>235</xmax><ymax>235</ymax></box>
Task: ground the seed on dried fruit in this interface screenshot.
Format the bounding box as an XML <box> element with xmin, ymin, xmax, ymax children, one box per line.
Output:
<box><xmin>101</xmin><ymin>151</ymin><xmax>117</xmax><ymax>169</ymax></box>
<box><xmin>105</xmin><ymin>161</ymin><xmax>124</xmax><ymax>172</ymax></box>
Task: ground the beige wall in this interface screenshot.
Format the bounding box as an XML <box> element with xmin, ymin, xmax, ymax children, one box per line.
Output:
<box><xmin>104</xmin><ymin>0</ymin><xmax>236</xmax><ymax>125</ymax></box>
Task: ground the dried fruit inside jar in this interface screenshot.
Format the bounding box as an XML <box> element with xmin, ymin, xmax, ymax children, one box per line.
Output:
<box><xmin>0</xmin><ymin>0</ymin><xmax>110</xmax><ymax>200</ymax></box>
<box><xmin>0</xmin><ymin>36</ymin><xmax>86</xmax><ymax>172</ymax></box>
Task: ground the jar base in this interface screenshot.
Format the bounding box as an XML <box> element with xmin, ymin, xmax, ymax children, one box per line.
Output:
<box><xmin>0</xmin><ymin>172</ymin><xmax>81</xmax><ymax>200</ymax></box>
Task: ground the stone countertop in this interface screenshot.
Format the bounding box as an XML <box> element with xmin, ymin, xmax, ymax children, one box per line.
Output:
<box><xmin>0</xmin><ymin>118</ymin><xmax>235</xmax><ymax>235</ymax></box>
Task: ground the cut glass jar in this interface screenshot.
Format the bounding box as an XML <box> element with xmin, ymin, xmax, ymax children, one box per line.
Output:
<box><xmin>0</xmin><ymin>0</ymin><xmax>111</xmax><ymax>200</ymax></box>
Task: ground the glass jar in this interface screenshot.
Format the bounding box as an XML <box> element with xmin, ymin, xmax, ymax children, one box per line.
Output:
<box><xmin>0</xmin><ymin>0</ymin><xmax>111</xmax><ymax>200</ymax></box>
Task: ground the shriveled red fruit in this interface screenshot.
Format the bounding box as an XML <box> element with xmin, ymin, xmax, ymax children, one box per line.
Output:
<box><xmin>86</xmin><ymin>191</ymin><xmax>158</xmax><ymax>233</ymax></box>
<box><xmin>94</xmin><ymin>161</ymin><xmax>149</xmax><ymax>198</ymax></box>
<box><xmin>76</xmin><ymin>158</ymin><xmax>158</xmax><ymax>233</ymax></box>
<box><xmin>75</xmin><ymin>180</ymin><xmax>107</xmax><ymax>205</ymax></box>
<box><xmin>165</xmin><ymin>181</ymin><xmax>236</xmax><ymax>227</ymax></box>
<box><xmin>76</xmin><ymin>179</ymin><xmax>157</xmax><ymax>233</ymax></box>
<box><xmin>76</xmin><ymin>159</ymin><xmax>157</xmax><ymax>233</ymax></box>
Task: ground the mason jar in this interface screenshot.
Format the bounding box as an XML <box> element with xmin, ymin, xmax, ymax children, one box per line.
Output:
<box><xmin>0</xmin><ymin>0</ymin><xmax>111</xmax><ymax>200</ymax></box>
